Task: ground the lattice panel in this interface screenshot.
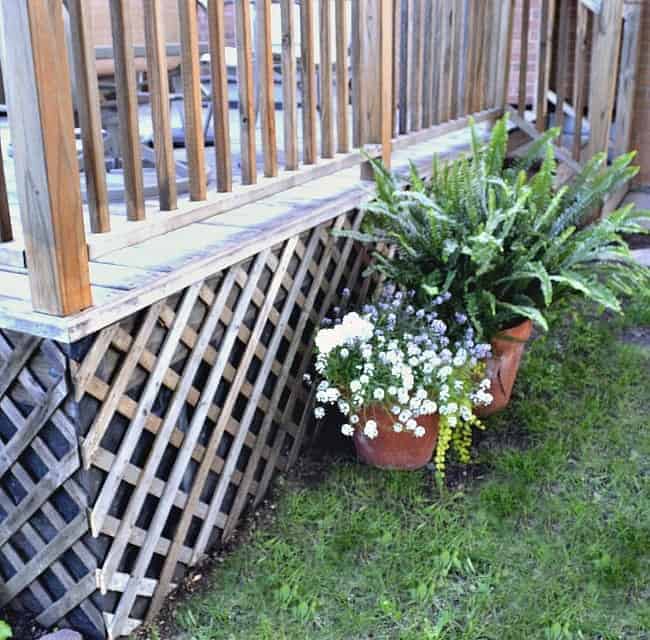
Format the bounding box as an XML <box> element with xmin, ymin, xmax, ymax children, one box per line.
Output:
<box><xmin>0</xmin><ymin>331</ymin><xmax>105</xmax><ymax>638</ymax></box>
<box><xmin>69</xmin><ymin>211</ymin><xmax>373</xmax><ymax>638</ymax></box>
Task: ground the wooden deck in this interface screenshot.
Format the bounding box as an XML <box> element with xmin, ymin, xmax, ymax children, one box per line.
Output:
<box><xmin>0</xmin><ymin>117</ymin><xmax>499</xmax><ymax>343</ymax></box>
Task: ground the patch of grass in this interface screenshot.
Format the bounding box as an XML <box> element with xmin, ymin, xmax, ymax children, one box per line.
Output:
<box><xmin>171</xmin><ymin>301</ymin><xmax>650</xmax><ymax>640</ymax></box>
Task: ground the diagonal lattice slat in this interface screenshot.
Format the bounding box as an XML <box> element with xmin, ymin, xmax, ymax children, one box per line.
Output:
<box><xmin>1</xmin><ymin>210</ymin><xmax>375</xmax><ymax>639</ymax></box>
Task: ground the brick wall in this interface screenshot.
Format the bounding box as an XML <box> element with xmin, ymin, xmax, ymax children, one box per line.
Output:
<box><xmin>631</xmin><ymin>0</ymin><xmax>650</xmax><ymax>186</ymax></box>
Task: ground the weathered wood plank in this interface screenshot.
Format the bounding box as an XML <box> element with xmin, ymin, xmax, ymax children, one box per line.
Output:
<box><xmin>0</xmin><ymin>0</ymin><xmax>92</xmax><ymax>315</ymax></box>
<box><xmin>67</xmin><ymin>0</ymin><xmax>111</xmax><ymax>231</ymax></box>
<box><xmin>300</xmin><ymin>0</ymin><xmax>318</xmax><ymax>163</ymax></box>
<box><xmin>409</xmin><ymin>0</ymin><xmax>425</xmax><ymax>131</ymax></box>
<box><xmin>110</xmin><ymin>0</ymin><xmax>146</xmax><ymax>221</ymax></box>
<box><xmin>207</xmin><ymin>0</ymin><xmax>233</xmax><ymax>191</ymax></box>
<box><xmin>143</xmin><ymin>0</ymin><xmax>178</xmax><ymax>211</ymax></box>
<box><xmin>553</xmin><ymin>0</ymin><xmax>571</xmax><ymax>132</ymax></box>
<box><xmin>281</xmin><ymin>0</ymin><xmax>299</xmax><ymax>168</ymax></box>
<box><xmin>572</xmin><ymin>3</ymin><xmax>589</xmax><ymax>161</ymax></box>
<box><xmin>235</xmin><ymin>0</ymin><xmax>257</xmax><ymax>184</ymax></box>
<box><xmin>518</xmin><ymin>0</ymin><xmax>531</xmax><ymax>116</ymax></box>
<box><xmin>258</xmin><ymin>0</ymin><xmax>279</xmax><ymax>176</ymax></box>
<box><xmin>319</xmin><ymin>0</ymin><xmax>335</xmax><ymax>158</ymax></box>
<box><xmin>178</xmin><ymin>0</ymin><xmax>207</xmax><ymax>200</ymax></box>
<box><xmin>611</xmin><ymin>4</ymin><xmax>641</xmax><ymax>158</ymax></box>
<box><xmin>335</xmin><ymin>0</ymin><xmax>350</xmax><ymax>152</ymax></box>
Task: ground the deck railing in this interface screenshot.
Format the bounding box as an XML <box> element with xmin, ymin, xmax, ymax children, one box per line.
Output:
<box><xmin>2</xmin><ymin>1</ymin><xmax>634</xmax><ymax>318</ymax></box>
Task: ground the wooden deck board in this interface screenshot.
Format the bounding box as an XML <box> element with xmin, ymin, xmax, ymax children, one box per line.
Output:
<box><xmin>0</xmin><ymin>118</ymin><xmax>500</xmax><ymax>342</ymax></box>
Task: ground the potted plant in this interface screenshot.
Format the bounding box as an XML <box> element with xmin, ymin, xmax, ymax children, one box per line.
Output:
<box><xmin>339</xmin><ymin>115</ymin><xmax>650</xmax><ymax>414</ymax></box>
<box><xmin>310</xmin><ymin>286</ymin><xmax>493</xmax><ymax>473</ymax></box>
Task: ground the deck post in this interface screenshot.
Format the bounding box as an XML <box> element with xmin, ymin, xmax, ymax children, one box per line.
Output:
<box><xmin>0</xmin><ymin>1</ymin><xmax>92</xmax><ymax>316</ymax></box>
<box><xmin>359</xmin><ymin>0</ymin><xmax>394</xmax><ymax>179</ymax></box>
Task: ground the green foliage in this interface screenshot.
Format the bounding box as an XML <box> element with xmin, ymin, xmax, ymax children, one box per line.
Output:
<box><xmin>0</xmin><ymin>621</ymin><xmax>12</xmax><ymax>640</ymax></box>
<box><xmin>175</xmin><ymin>307</ymin><xmax>650</xmax><ymax>640</ymax></box>
<box><xmin>338</xmin><ymin>115</ymin><xmax>649</xmax><ymax>339</ymax></box>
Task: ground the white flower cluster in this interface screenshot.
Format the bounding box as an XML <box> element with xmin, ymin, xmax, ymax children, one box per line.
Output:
<box><xmin>315</xmin><ymin>312</ymin><xmax>374</xmax><ymax>355</ymax></box>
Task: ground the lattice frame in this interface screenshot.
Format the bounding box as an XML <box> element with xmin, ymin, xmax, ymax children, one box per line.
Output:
<box><xmin>0</xmin><ymin>210</ymin><xmax>374</xmax><ymax>639</ymax></box>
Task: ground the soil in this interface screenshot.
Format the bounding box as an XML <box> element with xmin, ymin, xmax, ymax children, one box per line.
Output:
<box><xmin>0</xmin><ymin>608</ymin><xmax>48</xmax><ymax>639</ymax></box>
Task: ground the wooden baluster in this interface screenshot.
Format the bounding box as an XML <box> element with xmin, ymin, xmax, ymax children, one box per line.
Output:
<box><xmin>0</xmin><ymin>138</ymin><xmax>13</xmax><ymax>243</ymax></box>
<box><xmin>554</xmin><ymin>0</ymin><xmax>571</xmax><ymax>133</ymax></box>
<box><xmin>67</xmin><ymin>0</ymin><xmax>111</xmax><ymax>231</ymax></box>
<box><xmin>585</xmin><ymin>0</ymin><xmax>624</xmax><ymax>160</ymax></box>
<box><xmin>485</xmin><ymin>0</ymin><xmax>500</xmax><ymax>109</ymax></box>
<box><xmin>518</xmin><ymin>0</ymin><xmax>530</xmax><ymax>116</ymax></box>
<box><xmin>497</xmin><ymin>0</ymin><xmax>516</xmax><ymax>110</ymax></box>
<box><xmin>178</xmin><ymin>0</ymin><xmax>207</xmax><ymax>200</ymax></box>
<box><xmin>319</xmin><ymin>0</ymin><xmax>334</xmax><ymax>158</ymax></box>
<box><xmin>611</xmin><ymin>4</ymin><xmax>642</xmax><ymax>159</ymax></box>
<box><xmin>207</xmin><ymin>0</ymin><xmax>233</xmax><ymax>191</ymax></box>
<box><xmin>572</xmin><ymin>4</ymin><xmax>588</xmax><ymax>160</ymax></box>
<box><xmin>110</xmin><ymin>0</ymin><xmax>145</xmax><ymax>221</ymax></box>
<box><xmin>300</xmin><ymin>0</ymin><xmax>318</xmax><ymax>163</ymax></box>
<box><xmin>398</xmin><ymin>0</ymin><xmax>411</xmax><ymax>134</ymax></box>
<box><xmin>431</xmin><ymin>0</ymin><xmax>443</xmax><ymax>124</ymax></box>
<box><xmin>335</xmin><ymin>0</ymin><xmax>350</xmax><ymax>152</ymax></box>
<box><xmin>421</xmin><ymin>0</ymin><xmax>434</xmax><ymax>128</ymax></box>
<box><xmin>351</xmin><ymin>0</ymin><xmax>367</xmax><ymax>146</ymax></box>
<box><xmin>257</xmin><ymin>0</ymin><xmax>279</xmax><ymax>176</ymax></box>
<box><xmin>281</xmin><ymin>0</ymin><xmax>299</xmax><ymax>168</ymax></box>
<box><xmin>360</xmin><ymin>0</ymin><xmax>393</xmax><ymax>177</ymax></box>
<box><xmin>1</xmin><ymin>0</ymin><xmax>91</xmax><ymax>314</ymax></box>
<box><xmin>391</xmin><ymin>0</ymin><xmax>401</xmax><ymax>136</ymax></box>
<box><xmin>235</xmin><ymin>0</ymin><xmax>257</xmax><ymax>184</ymax></box>
<box><xmin>438</xmin><ymin>0</ymin><xmax>452</xmax><ymax>122</ymax></box>
<box><xmin>143</xmin><ymin>0</ymin><xmax>177</xmax><ymax>210</ymax></box>
<box><xmin>451</xmin><ymin>0</ymin><xmax>464</xmax><ymax>118</ymax></box>
<box><xmin>535</xmin><ymin>0</ymin><xmax>553</xmax><ymax>132</ymax></box>
<box><xmin>409</xmin><ymin>0</ymin><xmax>424</xmax><ymax>131</ymax></box>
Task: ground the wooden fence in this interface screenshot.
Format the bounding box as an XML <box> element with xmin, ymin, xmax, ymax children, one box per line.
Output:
<box><xmin>0</xmin><ymin>0</ymin><xmax>513</xmax><ymax>317</ymax></box>
<box><xmin>508</xmin><ymin>0</ymin><xmax>642</xmax><ymax>199</ymax></box>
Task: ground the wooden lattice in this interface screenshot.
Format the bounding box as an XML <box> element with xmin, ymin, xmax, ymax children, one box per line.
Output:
<box><xmin>0</xmin><ymin>331</ymin><xmax>104</xmax><ymax>637</ymax></box>
<box><xmin>0</xmin><ymin>211</ymin><xmax>372</xmax><ymax>639</ymax></box>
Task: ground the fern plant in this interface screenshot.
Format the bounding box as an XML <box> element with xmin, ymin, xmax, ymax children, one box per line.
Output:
<box><xmin>338</xmin><ymin>114</ymin><xmax>649</xmax><ymax>339</ymax></box>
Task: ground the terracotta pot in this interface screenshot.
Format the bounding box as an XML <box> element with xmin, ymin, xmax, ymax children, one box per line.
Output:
<box><xmin>476</xmin><ymin>319</ymin><xmax>533</xmax><ymax>417</ymax></box>
<box><xmin>352</xmin><ymin>406</ymin><xmax>440</xmax><ymax>470</ymax></box>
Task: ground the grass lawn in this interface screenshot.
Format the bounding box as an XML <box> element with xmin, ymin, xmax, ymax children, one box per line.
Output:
<box><xmin>164</xmin><ymin>299</ymin><xmax>650</xmax><ymax>640</ymax></box>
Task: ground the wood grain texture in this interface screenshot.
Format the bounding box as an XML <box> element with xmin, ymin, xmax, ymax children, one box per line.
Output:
<box><xmin>178</xmin><ymin>0</ymin><xmax>207</xmax><ymax>200</ymax></box>
<box><xmin>585</xmin><ymin>0</ymin><xmax>624</xmax><ymax>160</ymax></box>
<box><xmin>235</xmin><ymin>0</ymin><xmax>257</xmax><ymax>184</ymax></box>
<box><xmin>335</xmin><ymin>0</ymin><xmax>350</xmax><ymax>152</ymax></box>
<box><xmin>553</xmin><ymin>0</ymin><xmax>571</xmax><ymax>132</ymax></box>
<box><xmin>319</xmin><ymin>0</ymin><xmax>335</xmax><ymax>158</ymax></box>
<box><xmin>572</xmin><ymin>3</ymin><xmax>588</xmax><ymax>161</ymax></box>
<box><xmin>0</xmin><ymin>1</ymin><xmax>92</xmax><ymax>315</ymax></box>
<box><xmin>281</xmin><ymin>0</ymin><xmax>299</xmax><ymax>168</ymax></box>
<box><xmin>610</xmin><ymin>4</ymin><xmax>641</xmax><ymax>159</ymax></box>
<box><xmin>66</xmin><ymin>0</ymin><xmax>111</xmax><ymax>232</ymax></box>
<box><xmin>207</xmin><ymin>0</ymin><xmax>233</xmax><ymax>191</ymax></box>
<box><xmin>110</xmin><ymin>0</ymin><xmax>146</xmax><ymax>221</ymax></box>
<box><xmin>143</xmin><ymin>0</ymin><xmax>178</xmax><ymax>211</ymax></box>
<box><xmin>300</xmin><ymin>0</ymin><xmax>318</xmax><ymax>164</ymax></box>
<box><xmin>518</xmin><ymin>0</ymin><xmax>530</xmax><ymax>116</ymax></box>
<box><xmin>257</xmin><ymin>0</ymin><xmax>279</xmax><ymax>176</ymax></box>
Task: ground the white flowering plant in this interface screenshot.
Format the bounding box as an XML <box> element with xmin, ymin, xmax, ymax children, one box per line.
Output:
<box><xmin>309</xmin><ymin>286</ymin><xmax>494</xmax><ymax>473</ymax></box>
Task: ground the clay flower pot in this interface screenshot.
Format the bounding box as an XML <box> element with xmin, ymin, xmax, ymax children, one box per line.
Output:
<box><xmin>476</xmin><ymin>319</ymin><xmax>533</xmax><ymax>418</ymax></box>
<box><xmin>353</xmin><ymin>405</ymin><xmax>440</xmax><ymax>470</ymax></box>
